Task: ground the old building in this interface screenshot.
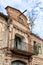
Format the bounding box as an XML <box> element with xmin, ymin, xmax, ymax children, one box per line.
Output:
<box><xmin>0</xmin><ymin>6</ymin><xmax>43</xmax><ymax>65</ymax></box>
<box><xmin>30</xmin><ymin>33</ymin><xmax>43</xmax><ymax>65</ymax></box>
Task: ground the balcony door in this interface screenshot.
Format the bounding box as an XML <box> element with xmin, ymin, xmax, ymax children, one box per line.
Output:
<box><xmin>14</xmin><ymin>35</ymin><xmax>22</xmax><ymax>49</ymax></box>
<box><xmin>14</xmin><ymin>34</ymin><xmax>26</xmax><ymax>50</ymax></box>
<box><xmin>11</xmin><ymin>60</ymin><xmax>26</xmax><ymax>65</ymax></box>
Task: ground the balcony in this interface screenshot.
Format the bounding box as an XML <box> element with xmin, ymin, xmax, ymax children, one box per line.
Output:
<box><xmin>9</xmin><ymin>39</ymin><xmax>35</xmax><ymax>56</ymax></box>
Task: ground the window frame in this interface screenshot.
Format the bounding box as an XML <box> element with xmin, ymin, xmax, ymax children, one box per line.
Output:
<box><xmin>17</xmin><ymin>16</ymin><xmax>23</xmax><ymax>24</ymax></box>
<box><xmin>34</xmin><ymin>41</ymin><xmax>42</xmax><ymax>54</ymax></box>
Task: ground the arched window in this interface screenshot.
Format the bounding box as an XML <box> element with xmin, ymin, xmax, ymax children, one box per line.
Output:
<box><xmin>11</xmin><ymin>60</ymin><xmax>26</xmax><ymax>65</ymax></box>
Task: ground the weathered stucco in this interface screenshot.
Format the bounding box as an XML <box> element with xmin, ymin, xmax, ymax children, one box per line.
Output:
<box><xmin>0</xmin><ymin>6</ymin><xmax>43</xmax><ymax>65</ymax></box>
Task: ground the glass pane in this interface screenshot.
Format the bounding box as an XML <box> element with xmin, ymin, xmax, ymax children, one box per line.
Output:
<box><xmin>17</xmin><ymin>40</ymin><xmax>22</xmax><ymax>49</ymax></box>
<box><xmin>18</xmin><ymin>16</ymin><xmax>23</xmax><ymax>23</ymax></box>
<box><xmin>14</xmin><ymin>40</ymin><xmax>17</xmax><ymax>49</ymax></box>
<box><xmin>11</xmin><ymin>61</ymin><xmax>26</xmax><ymax>65</ymax></box>
<box><xmin>39</xmin><ymin>48</ymin><xmax>42</xmax><ymax>54</ymax></box>
<box><xmin>14</xmin><ymin>36</ymin><xmax>22</xmax><ymax>49</ymax></box>
<box><xmin>12</xmin><ymin>62</ymin><xmax>17</xmax><ymax>65</ymax></box>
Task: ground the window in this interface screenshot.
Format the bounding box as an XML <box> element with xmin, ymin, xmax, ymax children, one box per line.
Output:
<box><xmin>14</xmin><ymin>34</ymin><xmax>26</xmax><ymax>50</ymax></box>
<box><xmin>11</xmin><ymin>60</ymin><xmax>26</xmax><ymax>65</ymax></box>
<box><xmin>18</xmin><ymin>16</ymin><xmax>23</xmax><ymax>23</ymax></box>
<box><xmin>34</xmin><ymin>41</ymin><xmax>42</xmax><ymax>54</ymax></box>
<box><xmin>14</xmin><ymin>35</ymin><xmax>22</xmax><ymax>49</ymax></box>
<box><xmin>38</xmin><ymin>43</ymin><xmax>42</xmax><ymax>54</ymax></box>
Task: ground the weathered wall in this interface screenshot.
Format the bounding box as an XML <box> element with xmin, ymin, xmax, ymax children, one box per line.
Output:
<box><xmin>0</xmin><ymin>16</ymin><xmax>8</xmax><ymax>48</ymax></box>
<box><xmin>8</xmin><ymin>19</ymin><xmax>31</xmax><ymax>53</ymax></box>
<box><xmin>0</xmin><ymin>16</ymin><xmax>31</xmax><ymax>65</ymax></box>
<box><xmin>0</xmin><ymin>6</ymin><xmax>43</xmax><ymax>65</ymax></box>
<box><xmin>30</xmin><ymin>34</ymin><xmax>43</xmax><ymax>65</ymax></box>
<box><xmin>5</xmin><ymin>6</ymin><xmax>28</xmax><ymax>28</ymax></box>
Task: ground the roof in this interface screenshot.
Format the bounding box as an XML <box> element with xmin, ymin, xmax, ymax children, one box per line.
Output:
<box><xmin>30</xmin><ymin>32</ymin><xmax>43</xmax><ymax>41</ymax></box>
<box><xmin>5</xmin><ymin>6</ymin><xmax>27</xmax><ymax>20</ymax></box>
<box><xmin>0</xmin><ymin>12</ymin><xmax>8</xmax><ymax>21</ymax></box>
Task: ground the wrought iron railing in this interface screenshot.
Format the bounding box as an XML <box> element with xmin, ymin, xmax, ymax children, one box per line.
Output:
<box><xmin>9</xmin><ymin>39</ymin><xmax>34</xmax><ymax>54</ymax></box>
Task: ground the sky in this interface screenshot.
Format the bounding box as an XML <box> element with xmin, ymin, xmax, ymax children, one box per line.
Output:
<box><xmin>0</xmin><ymin>0</ymin><xmax>43</xmax><ymax>39</ymax></box>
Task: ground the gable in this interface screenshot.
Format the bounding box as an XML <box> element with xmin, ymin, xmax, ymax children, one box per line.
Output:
<box><xmin>5</xmin><ymin>6</ymin><xmax>28</xmax><ymax>28</ymax></box>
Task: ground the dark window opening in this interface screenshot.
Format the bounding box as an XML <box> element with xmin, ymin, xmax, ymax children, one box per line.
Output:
<box><xmin>11</xmin><ymin>60</ymin><xmax>26</xmax><ymax>65</ymax></box>
<box><xmin>34</xmin><ymin>41</ymin><xmax>42</xmax><ymax>54</ymax></box>
<box><xmin>14</xmin><ymin>35</ymin><xmax>22</xmax><ymax>49</ymax></box>
<box><xmin>14</xmin><ymin>34</ymin><xmax>26</xmax><ymax>50</ymax></box>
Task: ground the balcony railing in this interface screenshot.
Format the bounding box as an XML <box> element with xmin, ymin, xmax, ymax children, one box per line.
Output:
<box><xmin>9</xmin><ymin>39</ymin><xmax>35</xmax><ymax>56</ymax></box>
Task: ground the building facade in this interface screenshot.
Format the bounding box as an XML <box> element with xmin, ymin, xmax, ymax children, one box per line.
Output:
<box><xmin>30</xmin><ymin>33</ymin><xmax>43</xmax><ymax>65</ymax></box>
<box><xmin>0</xmin><ymin>6</ymin><xmax>43</xmax><ymax>65</ymax></box>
